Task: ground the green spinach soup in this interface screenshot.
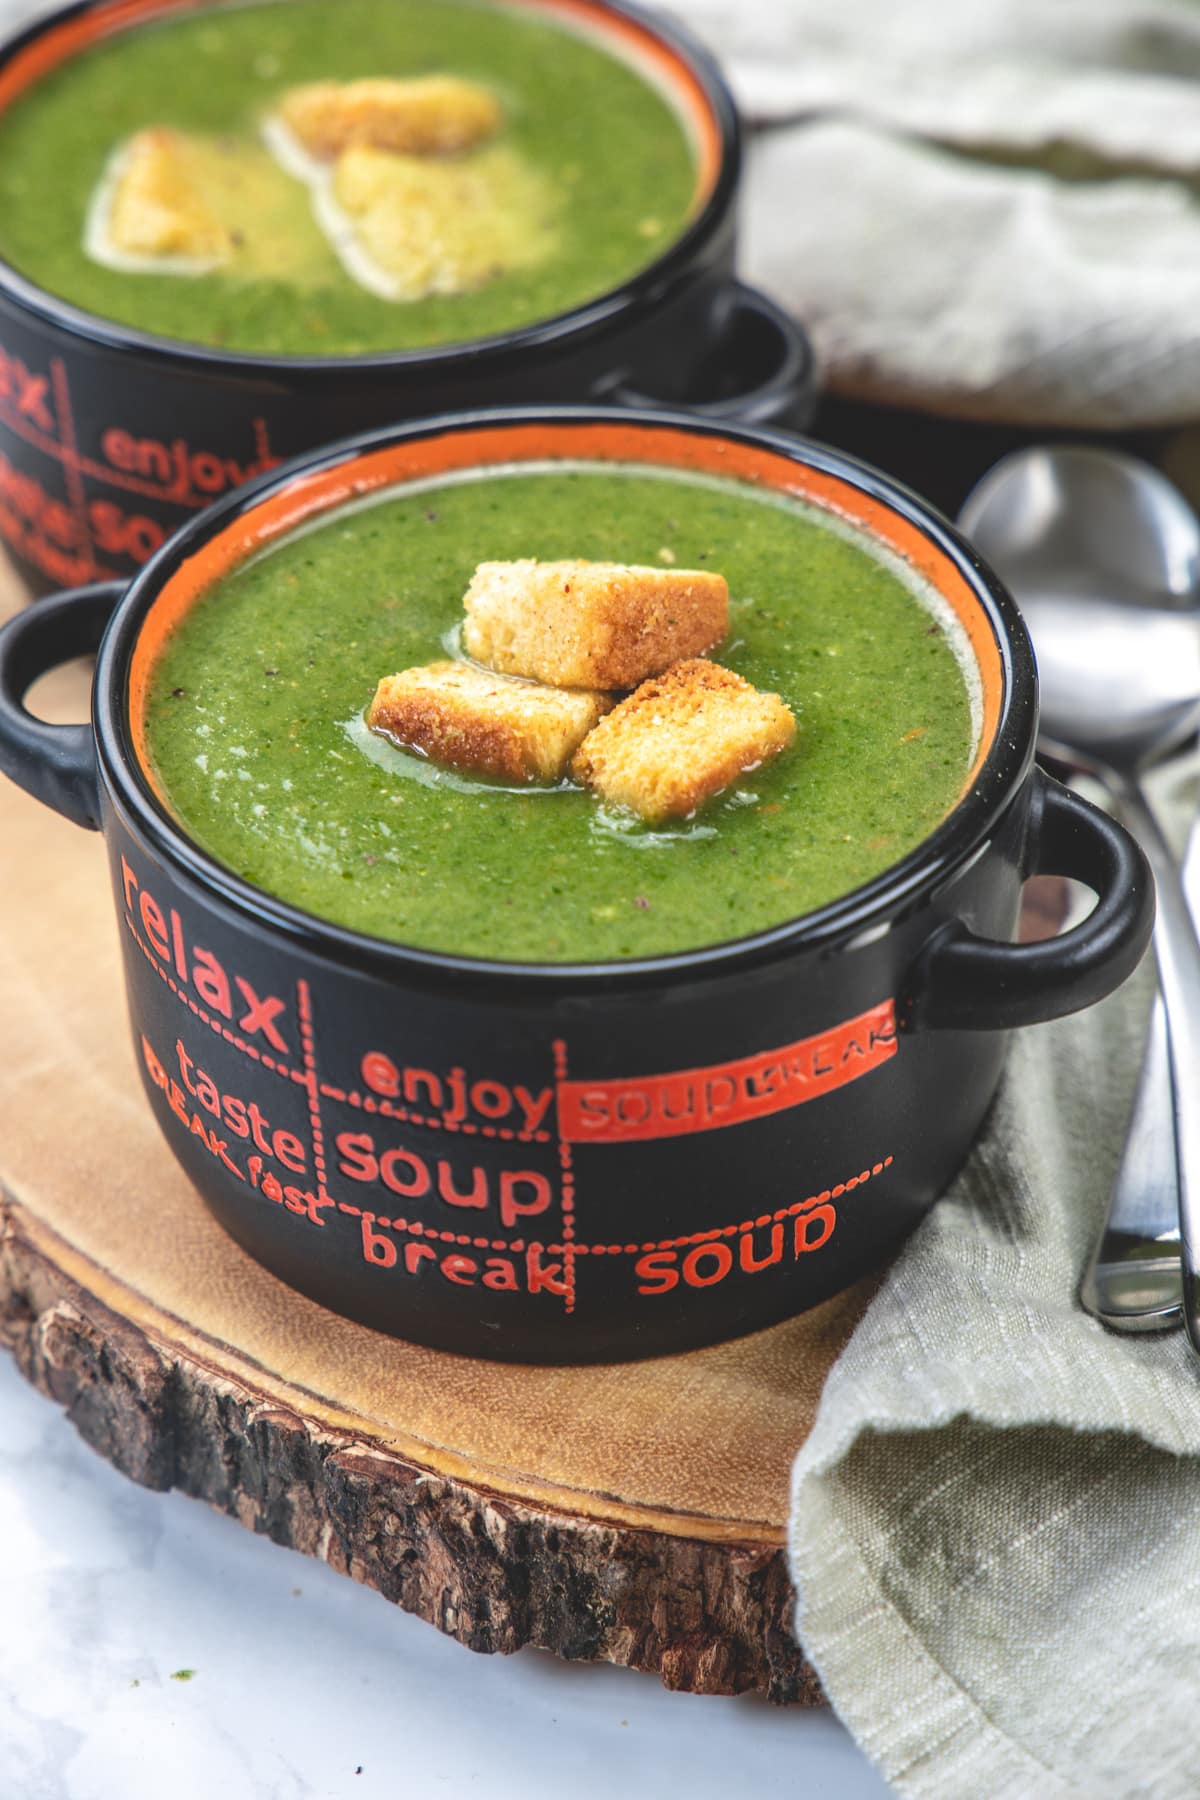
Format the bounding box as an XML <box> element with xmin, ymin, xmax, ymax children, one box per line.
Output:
<box><xmin>0</xmin><ymin>0</ymin><xmax>698</xmax><ymax>355</ymax></box>
<box><xmin>140</xmin><ymin>462</ymin><xmax>979</xmax><ymax>962</ymax></box>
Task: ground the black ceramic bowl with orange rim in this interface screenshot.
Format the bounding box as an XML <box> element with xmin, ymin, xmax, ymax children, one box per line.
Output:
<box><xmin>0</xmin><ymin>0</ymin><xmax>815</xmax><ymax>594</ymax></box>
<box><xmin>0</xmin><ymin>408</ymin><xmax>1154</xmax><ymax>1362</ymax></box>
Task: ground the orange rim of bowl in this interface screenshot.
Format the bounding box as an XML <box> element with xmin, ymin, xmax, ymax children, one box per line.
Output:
<box><xmin>126</xmin><ymin>418</ymin><xmax>1004</xmax><ymax>806</ymax></box>
<box><xmin>0</xmin><ymin>0</ymin><xmax>722</xmax><ymax>209</ymax></box>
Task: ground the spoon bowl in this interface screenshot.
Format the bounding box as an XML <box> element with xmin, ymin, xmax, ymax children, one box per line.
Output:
<box><xmin>1008</xmin><ymin>595</ymin><xmax>1200</xmax><ymax>772</ymax></box>
<box><xmin>960</xmin><ymin>445</ymin><xmax>1200</xmax><ymax>613</ymax></box>
<box><xmin>960</xmin><ymin>449</ymin><xmax>1200</xmax><ymax>775</ymax></box>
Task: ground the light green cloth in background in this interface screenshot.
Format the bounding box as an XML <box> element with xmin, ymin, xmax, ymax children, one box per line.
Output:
<box><xmin>790</xmin><ymin>770</ymin><xmax>1200</xmax><ymax>1799</ymax></box>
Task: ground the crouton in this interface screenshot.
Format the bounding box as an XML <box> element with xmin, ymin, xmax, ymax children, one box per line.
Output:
<box><xmin>463</xmin><ymin>560</ymin><xmax>729</xmax><ymax>690</ymax></box>
<box><xmin>368</xmin><ymin>661</ymin><xmax>613</xmax><ymax>784</ymax></box>
<box><xmin>276</xmin><ymin>76</ymin><xmax>502</xmax><ymax>162</ymax></box>
<box><xmin>326</xmin><ymin>144</ymin><xmax>554</xmax><ymax>300</ymax></box>
<box><xmin>571</xmin><ymin>660</ymin><xmax>795</xmax><ymax>822</ymax></box>
<box><xmin>97</xmin><ymin>128</ymin><xmax>233</xmax><ymax>268</ymax></box>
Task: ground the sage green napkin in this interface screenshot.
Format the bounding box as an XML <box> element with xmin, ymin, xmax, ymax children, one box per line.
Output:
<box><xmin>790</xmin><ymin>768</ymin><xmax>1200</xmax><ymax>1799</ymax></box>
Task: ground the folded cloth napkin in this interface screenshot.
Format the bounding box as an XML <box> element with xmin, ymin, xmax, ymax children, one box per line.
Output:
<box><xmin>786</xmin><ymin>760</ymin><xmax>1200</xmax><ymax>1800</ymax></box>
<box><xmin>673</xmin><ymin>0</ymin><xmax>1200</xmax><ymax>428</ymax></box>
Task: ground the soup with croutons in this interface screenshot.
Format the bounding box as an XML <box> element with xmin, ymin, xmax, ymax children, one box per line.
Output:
<box><xmin>136</xmin><ymin>459</ymin><xmax>979</xmax><ymax>963</ymax></box>
<box><xmin>0</xmin><ymin>0</ymin><xmax>700</xmax><ymax>355</ymax></box>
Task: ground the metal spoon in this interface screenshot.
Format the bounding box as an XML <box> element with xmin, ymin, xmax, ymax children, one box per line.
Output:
<box><xmin>959</xmin><ymin>447</ymin><xmax>1200</xmax><ymax>1336</ymax></box>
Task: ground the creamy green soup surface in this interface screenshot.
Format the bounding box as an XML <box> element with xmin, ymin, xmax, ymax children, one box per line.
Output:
<box><xmin>140</xmin><ymin>462</ymin><xmax>979</xmax><ymax>963</ymax></box>
<box><xmin>0</xmin><ymin>0</ymin><xmax>697</xmax><ymax>354</ymax></box>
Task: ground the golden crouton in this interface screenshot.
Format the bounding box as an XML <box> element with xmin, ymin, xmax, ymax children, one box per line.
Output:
<box><xmin>463</xmin><ymin>560</ymin><xmax>729</xmax><ymax>691</ymax></box>
<box><xmin>276</xmin><ymin>76</ymin><xmax>502</xmax><ymax>161</ymax></box>
<box><xmin>328</xmin><ymin>144</ymin><xmax>554</xmax><ymax>300</ymax></box>
<box><xmin>100</xmin><ymin>128</ymin><xmax>233</xmax><ymax>266</ymax></box>
<box><xmin>368</xmin><ymin>661</ymin><xmax>613</xmax><ymax>784</ymax></box>
<box><xmin>571</xmin><ymin>660</ymin><xmax>795</xmax><ymax>822</ymax></box>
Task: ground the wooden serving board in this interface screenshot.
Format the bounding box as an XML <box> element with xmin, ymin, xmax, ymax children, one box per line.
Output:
<box><xmin>0</xmin><ymin>565</ymin><xmax>1066</xmax><ymax>1702</ymax></box>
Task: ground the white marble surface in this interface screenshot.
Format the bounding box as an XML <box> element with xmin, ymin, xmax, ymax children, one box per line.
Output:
<box><xmin>0</xmin><ymin>1354</ymin><xmax>894</xmax><ymax>1799</ymax></box>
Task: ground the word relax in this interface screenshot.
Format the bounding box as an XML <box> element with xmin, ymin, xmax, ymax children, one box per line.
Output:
<box><xmin>123</xmin><ymin>856</ymin><xmax>293</xmax><ymax>1056</ymax></box>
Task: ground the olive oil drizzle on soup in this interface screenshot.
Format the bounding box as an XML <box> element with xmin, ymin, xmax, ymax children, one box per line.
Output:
<box><xmin>141</xmin><ymin>464</ymin><xmax>978</xmax><ymax>963</ymax></box>
<box><xmin>0</xmin><ymin>0</ymin><xmax>698</xmax><ymax>356</ymax></box>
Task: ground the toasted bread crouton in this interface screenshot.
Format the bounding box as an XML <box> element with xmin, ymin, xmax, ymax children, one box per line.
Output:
<box><xmin>276</xmin><ymin>76</ymin><xmax>502</xmax><ymax>161</ymax></box>
<box><xmin>571</xmin><ymin>660</ymin><xmax>795</xmax><ymax>822</ymax></box>
<box><xmin>327</xmin><ymin>144</ymin><xmax>553</xmax><ymax>300</ymax></box>
<box><xmin>99</xmin><ymin>128</ymin><xmax>233</xmax><ymax>267</ymax></box>
<box><xmin>368</xmin><ymin>661</ymin><xmax>613</xmax><ymax>783</ymax></box>
<box><xmin>463</xmin><ymin>560</ymin><xmax>729</xmax><ymax>690</ymax></box>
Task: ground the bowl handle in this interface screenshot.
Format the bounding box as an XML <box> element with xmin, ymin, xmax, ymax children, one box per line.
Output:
<box><xmin>902</xmin><ymin>770</ymin><xmax>1154</xmax><ymax>1031</ymax></box>
<box><xmin>0</xmin><ymin>581</ymin><xmax>124</xmax><ymax>831</ymax></box>
<box><xmin>603</xmin><ymin>280</ymin><xmax>818</xmax><ymax>431</ymax></box>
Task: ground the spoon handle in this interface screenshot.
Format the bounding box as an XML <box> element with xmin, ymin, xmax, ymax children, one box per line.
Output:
<box><xmin>1080</xmin><ymin>990</ymin><xmax>1181</xmax><ymax>1327</ymax></box>
<box><xmin>1080</xmin><ymin>797</ymin><xmax>1200</xmax><ymax>1330</ymax></box>
<box><xmin>1112</xmin><ymin>774</ymin><xmax>1200</xmax><ymax>1354</ymax></box>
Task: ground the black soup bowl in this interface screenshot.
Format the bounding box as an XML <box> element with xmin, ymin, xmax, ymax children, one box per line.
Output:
<box><xmin>0</xmin><ymin>409</ymin><xmax>1154</xmax><ymax>1362</ymax></box>
<box><xmin>0</xmin><ymin>0</ymin><xmax>814</xmax><ymax>592</ymax></box>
